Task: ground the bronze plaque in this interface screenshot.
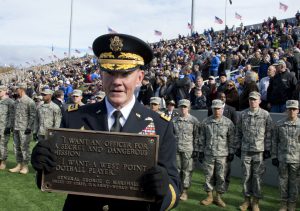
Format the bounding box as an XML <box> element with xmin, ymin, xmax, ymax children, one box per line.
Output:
<box><xmin>41</xmin><ymin>128</ymin><xmax>159</xmax><ymax>202</ymax></box>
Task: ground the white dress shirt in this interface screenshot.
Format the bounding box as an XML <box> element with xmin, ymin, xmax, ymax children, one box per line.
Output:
<box><xmin>105</xmin><ymin>97</ymin><xmax>136</xmax><ymax>131</ymax></box>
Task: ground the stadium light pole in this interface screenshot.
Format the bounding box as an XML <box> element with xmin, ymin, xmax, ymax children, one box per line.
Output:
<box><xmin>191</xmin><ymin>0</ymin><xmax>195</xmax><ymax>35</ymax></box>
<box><xmin>68</xmin><ymin>0</ymin><xmax>74</xmax><ymax>58</ymax></box>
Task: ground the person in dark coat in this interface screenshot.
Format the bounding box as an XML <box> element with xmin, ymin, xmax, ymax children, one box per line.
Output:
<box><xmin>239</xmin><ymin>72</ymin><xmax>259</xmax><ymax>111</ymax></box>
<box><xmin>31</xmin><ymin>33</ymin><xmax>180</xmax><ymax>211</ymax></box>
<box><xmin>224</xmin><ymin>81</ymin><xmax>239</xmax><ymax>110</ymax></box>
<box><xmin>137</xmin><ymin>76</ymin><xmax>154</xmax><ymax>106</ymax></box>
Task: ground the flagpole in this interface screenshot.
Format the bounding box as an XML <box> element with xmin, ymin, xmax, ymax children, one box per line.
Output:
<box><xmin>224</xmin><ymin>0</ymin><xmax>227</xmax><ymax>41</ymax></box>
<box><xmin>68</xmin><ymin>0</ymin><xmax>73</xmax><ymax>58</ymax></box>
<box><xmin>191</xmin><ymin>0</ymin><xmax>195</xmax><ymax>35</ymax></box>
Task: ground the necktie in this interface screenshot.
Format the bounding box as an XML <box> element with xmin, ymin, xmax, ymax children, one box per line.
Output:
<box><xmin>110</xmin><ymin>110</ymin><xmax>123</xmax><ymax>132</ymax></box>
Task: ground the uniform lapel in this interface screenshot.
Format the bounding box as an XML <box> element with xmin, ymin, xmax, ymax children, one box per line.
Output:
<box><xmin>121</xmin><ymin>101</ymin><xmax>151</xmax><ymax>133</ymax></box>
<box><xmin>81</xmin><ymin>101</ymin><xmax>108</xmax><ymax>131</ymax></box>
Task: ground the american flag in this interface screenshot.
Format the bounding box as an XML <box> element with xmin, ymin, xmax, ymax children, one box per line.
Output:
<box><xmin>279</xmin><ymin>2</ymin><xmax>288</xmax><ymax>12</ymax></box>
<box><xmin>75</xmin><ymin>49</ymin><xmax>81</xmax><ymax>54</ymax></box>
<box><xmin>188</xmin><ymin>23</ymin><xmax>193</xmax><ymax>29</ymax></box>
<box><xmin>235</xmin><ymin>12</ymin><xmax>242</xmax><ymax>20</ymax></box>
<box><xmin>108</xmin><ymin>27</ymin><xmax>117</xmax><ymax>34</ymax></box>
<box><xmin>215</xmin><ymin>16</ymin><xmax>223</xmax><ymax>24</ymax></box>
<box><xmin>154</xmin><ymin>30</ymin><xmax>162</xmax><ymax>36</ymax></box>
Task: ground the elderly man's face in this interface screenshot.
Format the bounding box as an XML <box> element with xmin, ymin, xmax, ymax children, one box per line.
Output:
<box><xmin>102</xmin><ymin>70</ymin><xmax>144</xmax><ymax>109</ymax></box>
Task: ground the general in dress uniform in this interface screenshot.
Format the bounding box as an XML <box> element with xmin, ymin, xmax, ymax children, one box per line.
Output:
<box><xmin>31</xmin><ymin>33</ymin><xmax>180</xmax><ymax>211</ymax></box>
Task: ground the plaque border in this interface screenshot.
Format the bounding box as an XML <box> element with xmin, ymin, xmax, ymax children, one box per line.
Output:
<box><xmin>41</xmin><ymin>128</ymin><xmax>159</xmax><ymax>202</ymax></box>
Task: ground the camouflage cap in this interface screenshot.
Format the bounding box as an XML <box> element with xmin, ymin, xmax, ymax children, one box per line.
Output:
<box><xmin>211</xmin><ymin>99</ymin><xmax>224</xmax><ymax>109</ymax></box>
<box><xmin>273</xmin><ymin>59</ymin><xmax>286</xmax><ymax>66</ymax></box>
<box><xmin>41</xmin><ymin>89</ymin><xmax>54</xmax><ymax>95</ymax></box>
<box><xmin>33</xmin><ymin>95</ymin><xmax>43</xmax><ymax>101</ymax></box>
<box><xmin>72</xmin><ymin>89</ymin><xmax>82</xmax><ymax>96</ymax></box>
<box><xmin>286</xmin><ymin>100</ymin><xmax>299</xmax><ymax>109</ymax></box>
<box><xmin>0</xmin><ymin>85</ymin><xmax>7</xmax><ymax>91</ymax></box>
<box><xmin>16</xmin><ymin>83</ymin><xmax>27</xmax><ymax>90</ymax></box>
<box><xmin>150</xmin><ymin>97</ymin><xmax>161</xmax><ymax>105</ymax></box>
<box><xmin>95</xmin><ymin>91</ymin><xmax>106</xmax><ymax>99</ymax></box>
<box><xmin>249</xmin><ymin>91</ymin><xmax>261</xmax><ymax>100</ymax></box>
<box><xmin>178</xmin><ymin>99</ymin><xmax>190</xmax><ymax>107</ymax></box>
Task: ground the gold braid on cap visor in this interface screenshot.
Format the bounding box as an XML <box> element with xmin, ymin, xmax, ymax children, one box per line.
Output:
<box><xmin>99</xmin><ymin>52</ymin><xmax>144</xmax><ymax>70</ymax></box>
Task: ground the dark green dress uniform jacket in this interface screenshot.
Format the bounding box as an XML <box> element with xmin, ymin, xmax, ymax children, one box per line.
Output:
<box><xmin>61</xmin><ymin>100</ymin><xmax>180</xmax><ymax>211</ymax></box>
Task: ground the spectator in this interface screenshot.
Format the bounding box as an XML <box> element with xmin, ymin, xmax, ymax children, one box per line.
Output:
<box><xmin>267</xmin><ymin>60</ymin><xmax>297</xmax><ymax>113</ymax></box>
<box><xmin>224</xmin><ymin>80</ymin><xmax>239</xmax><ymax>110</ymax></box>
<box><xmin>137</xmin><ymin>76</ymin><xmax>154</xmax><ymax>106</ymax></box>
<box><xmin>191</xmin><ymin>88</ymin><xmax>207</xmax><ymax>109</ymax></box>
<box><xmin>239</xmin><ymin>71</ymin><xmax>259</xmax><ymax>110</ymax></box>
<box><xmin>209</xmin><ymin>52</ymin><xmax>221</xmax><ymax>77</ymax></box>
<box><xmin>259</xmin><ymin>65</ymin><xmax>276</xmax><ymax>111</ymax></box>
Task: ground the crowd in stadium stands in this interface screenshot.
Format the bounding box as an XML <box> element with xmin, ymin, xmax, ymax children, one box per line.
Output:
<box><xmin>1</xmin><ymin>13</ymin><xmax>299</xmax><ymax>114</ymax></box>
<box><xmin>0</xmin><ymin>12</ymin><xmax>300</xmax><ymax>211</ymax></box>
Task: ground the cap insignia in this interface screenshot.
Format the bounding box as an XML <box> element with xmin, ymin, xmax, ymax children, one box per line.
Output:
<box><xmin>110</xmin><ymin>36</ymin><xmax>123</xmax><ymax>52</ymax></box>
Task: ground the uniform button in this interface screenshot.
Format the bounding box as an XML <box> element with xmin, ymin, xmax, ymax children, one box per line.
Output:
<box><xmin>102</xmin><ymin>205</ymin><xmax>109</xmax><ymax>211</ymax></box>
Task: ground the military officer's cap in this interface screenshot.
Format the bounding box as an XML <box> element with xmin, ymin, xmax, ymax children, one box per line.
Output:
<box><xmin>41</xmin><ymin>89</ymin><xmax>53</xmax><ymax>95</ymax></box>
<box><xmin>150</xmin><ymin>97</ymin><xmax>161</xmax><ymax>105</ymax></box>
<box><xmin>72</xmin><ymin>89</ymin><xmax>82</xmax><ymax>97</ymax></box>
<box><xmin>249</xmin><ymin>91</ymin><xmax>261</xmax><ymax>100</ymax></box>
<box><xmin>0</xmin><ymin>85</ymin><xmax>7</xmax><ymax>91</ymax></box>
<box><xmin>211</xmin><ymin>99</ymin><xmax>224</xmax><ymax>109</ymax></box>
<box><xmin>92</xmin><ymin>34</ymin><xmax>153</xmax><ymax>73</ymax></box>
<box><xmin>286</xmin><ymin>100</ymin><xmax>299</xmax><ymax>109</ymax></box>
<box><xmin>16</xmin><ymin>83</ymin><xmax>27</xmax><ymax>90</ymax></box>
<box><xmin>178</xmin><ymin>99</ymin><xmax>190</xmax><ymax>107</ymax></box>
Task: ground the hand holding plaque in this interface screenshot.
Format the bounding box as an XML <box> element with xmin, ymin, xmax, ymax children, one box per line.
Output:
<box><xmin>31</xmin><ymin>140</ymin><xmax>57</xmax><ymax>173</ymax></box>
<box><xmin>141</xmin><ymin>166</ymin><xmax>169</xmax><ymax>198</ymax></box>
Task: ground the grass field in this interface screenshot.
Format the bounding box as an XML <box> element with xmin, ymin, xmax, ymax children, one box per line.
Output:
<box><xmin>0</xmin><ymin>138</ymin><xmax>299</xmax><ymax>211</ymax></box>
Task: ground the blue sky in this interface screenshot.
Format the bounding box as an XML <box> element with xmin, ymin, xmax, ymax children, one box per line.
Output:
<box><xmin>0</xmin><ymin>0</ymin><xmax>298</xmax><ymax>67</ymax></box>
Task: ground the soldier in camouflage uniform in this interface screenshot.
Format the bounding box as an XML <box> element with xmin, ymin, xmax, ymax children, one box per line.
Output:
<box><xmin>172</xmin><ymin>99</ymin><xmax>199</xmax><ymax>201</ymax></box>
<box><xmin>235</xmin><ymin>91</ymin><xmax>273</xmax><ymax>211</ymax></box>
<box><xmin>9</xmin><ymin>83</ymin><xmax>36</xmax><ymax>174</ymax></box>
<box><xmin>150</xmin><ymin>97</ymin><xmax>162</xmax><ymax>113</ymax></box>
<box><xmin>199</xmin><ymin>99</ymin><xmax>235</xmax><ymax>207</ymax></box>
<box><xmin>33</xmin><ymin>89</ymin><xmax>62</xmax><ymax>142</ymax></box>
<box><xmin>0</xmin><ymin>85</ymin><xmax>14</xmax><ymax>170</ymax></box>
<box><xmin>272</xmin><ymin>100</ymin><xmax>300</xmax><ymax>211</ymax></box>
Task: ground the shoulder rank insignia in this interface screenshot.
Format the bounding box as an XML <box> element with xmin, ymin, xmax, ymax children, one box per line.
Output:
<box><xmin>67</xmin><ymin>104</ymin><xmax>79</xmax><ymax>112</ymax></box>
<box><xmin>145</xmin><ymin>117</ymin><xmax>153</xmax><ymax>121</ymax></box>
<box><xmin>136</xmin><ymin>113</ymin><xmax>141</xmax><ymax>118</ymax></box>
<box><xmin>160</xmin><ymin>113</ymin><xmax>171</xmax><ymax>122</ymax></box>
